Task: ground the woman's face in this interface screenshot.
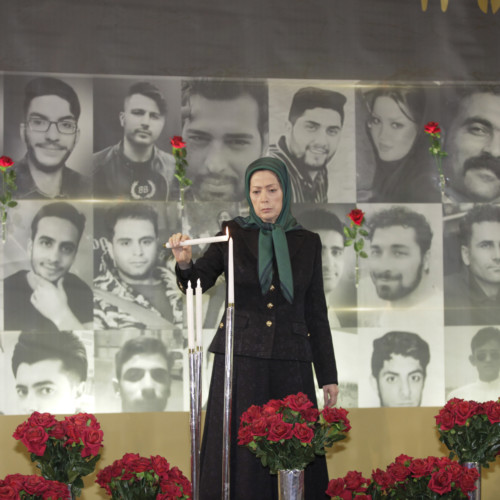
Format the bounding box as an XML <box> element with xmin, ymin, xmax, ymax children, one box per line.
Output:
<box><xmin>249</xmin><ymin>170</ymin><xmax>283</xmax><ymax>224</ymax></box>
<box><xmin>368</xmin><ymin>96</ymin><xmax>419</xmax><ymax>162</ymax></box>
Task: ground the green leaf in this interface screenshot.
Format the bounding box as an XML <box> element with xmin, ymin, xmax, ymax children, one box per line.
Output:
<box><xmin>7</xmin><ymin>201</ymin><xmax>17</xmax><ymax>208</ymax></box>
<box><xmin>359</xmin><ymin>251</ymin><xmax>368</xmax><ymax>259</ymax></box>
<box><xmin>359</xmin><ymin>229</ymin><xmax>369</xmax><ymax>237</ymax></box>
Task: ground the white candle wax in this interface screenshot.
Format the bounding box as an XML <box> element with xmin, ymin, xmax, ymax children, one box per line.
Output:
<box><xmin>164</xmin><ymin>233</ymin><xmax>229</xmax><ymax>249</ymax></box>
<box><xmin>196</xmin><ymin>279</ymin><xmax>203</xmax><ymax>347</ymax></box>
<box><xmin>228</xmin><ymin>237</ymin><xmax>234</xmax><ymax>304</ymax></box>
<box><xmin>186</xmin><ymin>281</ymin><xmax>195</xmax><ymax>349</ymax></box>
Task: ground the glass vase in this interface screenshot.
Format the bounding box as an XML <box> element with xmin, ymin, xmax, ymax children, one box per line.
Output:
<box><xmin>278</xmin><ymin>469</ymin><xmax>304</xmax><ymax>500</ymax></box>
<box><xmin>463</xmin><ymin>462</ymin><xmax>481</xmax><ymax>500</ymax></box>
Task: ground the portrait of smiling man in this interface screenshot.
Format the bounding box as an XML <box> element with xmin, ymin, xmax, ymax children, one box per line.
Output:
<box><xmin>9</xmin><ymin>76</ymin><xmax>91</xmax><ymax>199</ymax></box>
<box><xmin>181</xmin><ymin>78</ymin><xmax>268</xmax><ymax>202</ymax></box>
<box><xmin>93</xmin><ymin>203</ymin><xmax>182</xmax><ymax>330</ymax></box>
<box><xmin>93</xmin><ymin>81</ymin><xmax>176</xmax><ymax>201</ymax></box>
<box><xmin>444</xmin><ymin>204</ymin><xmax>500</xmax><ymax>325</ymax></box>
<box><xmin>268</xmin><ymin>86</ymin><xmax>347</xmax><ymax>203</ymax></box>
<box><xmin>443</xmin><ymin>85</ymin><xmax>500</xmax><ymax>203</ymax></box>
<box><xmin>3</xmin><ymin>202</ymin><xmax>93</xmax><ymax>332</ymax></box>
<box><xmin>359</xmin><ymin>205</ymin><xmax>443</xmax><ymax>329</ymax></box>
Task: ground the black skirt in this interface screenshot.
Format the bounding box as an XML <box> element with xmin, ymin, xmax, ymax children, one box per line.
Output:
<box><xmin>199</xmin><ymin>354</ymin><xmax>330</xmax><ymax>500</ymax></box>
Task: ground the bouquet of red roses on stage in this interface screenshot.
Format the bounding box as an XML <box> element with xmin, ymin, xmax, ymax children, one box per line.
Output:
<box><xmin>12</xmin><ymin>412</ymin><xmax>103</xmax><ymax>498</ymax></box>
<box><xmin>0</xmin><ymin>474</ymin><xmax>71</xmax><ymax>499</ymax></box>
<box><xmin>238</xmin><ymin>392</ymin><xmax>351</xmax><ymax>474</ymax></box>
<box><xmin>96</xmin><ymin>453</ymin><xmax>192</xmax><ymax>500</ymax></box>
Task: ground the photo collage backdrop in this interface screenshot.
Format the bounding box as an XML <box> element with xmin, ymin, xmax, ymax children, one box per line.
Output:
<box><xmin>1</xmin><ymin>72</ymin><xmax>499</xmax><ymax>414</ymax></box>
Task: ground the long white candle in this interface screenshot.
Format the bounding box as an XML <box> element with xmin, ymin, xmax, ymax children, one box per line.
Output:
<box><xmin>195</xmin><ymin>279</ymin><xmax>203</xmax><ymax>347</ymax></box>
<box><xmin>186</xmin><ymin>281</ymin><xmax>195</xmax><ymax>349</ymax></box>
<box><xmin>228</xmin><ymin>237</ymin><xmax>234</xmax><ymax>304</ymax></box>
<box><xmin>164</xmin><ymin>233</ymin><xmax>229</xmax><ymax>249</ymax></box>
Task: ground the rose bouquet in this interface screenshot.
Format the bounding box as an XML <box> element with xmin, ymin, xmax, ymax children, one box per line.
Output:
<box><xmin>369</xmin><ymin>455</ymin><xmax>478</xmax><ymax>499</ymax></box>
<box><xmin>326</xmin><ymin>455</ymin><xmax>479</xmax><ymax>499</ymax></box>
<box><xmin>344</xmin><ymin>209</ymin><xmax>369</xmax><ymax>287</ymax></box>
<box><xmin>237</xmin><ymin>392</ymin><xmax>351</xmax><ymax>474</ymax></box>
<box><xmin>0</xmin><ymin>474</ymin><xmax>71</xmax><ymax>500</ymax></box>
<box><xmin>435</xmin><ymin>398</ymin><xmax>500</xmax><ymax>466</ymax></box>
<box><xmin>96</xmin><ymin>453</ymin><xmax>192</xmax><ymax>499</ymax></box>
<box><xmin>13</xmin><ymin>412</ymin><xmax>103</xmax><ymax>498</ymax></box>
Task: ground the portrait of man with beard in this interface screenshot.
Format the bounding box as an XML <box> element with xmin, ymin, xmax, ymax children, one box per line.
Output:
<box><xmin>358</xmin><ymin>205</ymin><xmax>444</xmax><ymax>329</ymax></box>
<box><xmin>443</xmin><ymin>85</ymin><xmax>500</xmax><ymax>203</ymax></box>
<box><xmin>8</xmin><ymin>76</ymin><xmax>91</xmax><ymax>199</ymax></box>
<box><xmin>444</xmin><ymin>204</ymin><xmax>500</xmax><ymax>325</ymax></box>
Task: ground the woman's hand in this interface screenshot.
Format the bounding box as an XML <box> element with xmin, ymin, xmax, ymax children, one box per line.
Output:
<box><xmin>168</xmin><ymin>233</ymin><xmax>193</xmax><ymax>270</ymax></box>
<box><xmin>323</xmin><ymin>383</ymin><xmax>339</xmax><ymax>408</ymax></box>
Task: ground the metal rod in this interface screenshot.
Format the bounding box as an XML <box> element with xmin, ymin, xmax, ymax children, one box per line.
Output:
<box><xmin>222</xmin><ymin>303</ymin><xmax>235</xmax><ymax>500</ymax></box>
<box><xmin>189</xmin><ymin>349</ymin><xmax>200</xmax><ymax>500</ymax></box>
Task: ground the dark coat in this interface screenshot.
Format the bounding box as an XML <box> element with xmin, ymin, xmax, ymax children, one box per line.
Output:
<box><xmin>176</xmin><ymin>220</ymin><xmax>338</xmax><ymax>387</ymax></box>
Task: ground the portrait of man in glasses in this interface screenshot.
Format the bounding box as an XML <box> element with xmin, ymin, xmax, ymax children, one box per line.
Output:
<box><xmin>9</xmin><ymin>76</ymin><xmax>91</xmax><ymax>199</ymax></box>
<box><xmin>447</xmin><ymin>327</ymin><xmax>500</xmax><ymax>402</ymax></box>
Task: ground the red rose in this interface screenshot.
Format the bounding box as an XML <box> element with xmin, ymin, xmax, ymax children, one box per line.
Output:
<box><xmin>249</xmin><ymin>416</ymin><xmax>269</xmax><ymax>437</ymax></box>
<box><xmin>347</xmin><ymin>209</ymin><xmax>364</xmax><ymax>226</ymax></box>
<box><xmin>325</xmin><ymin>477</ymin><xmax>345</xmax><ymax>496</ymax></box>
<box><xmin>483</xmin><ymin>400</ymin><xmax>500</xmax><ymax>423</ymax></box>
<box><xmin>0</xmin><ymin>485</ymin><xmax>16</xmax><ymax>499</ymax></box>
<box><xmin>424</xmin><ymin>121</ymin><xmax>441</xmax><ymax>135</ymax></box>
<box><xmin>435</xmin><ymin>408</ymin><xmax>455</xmax><ymax>431</ymax></box>
<box><xmin>0</xmin><ymin>156</ymin><xmax>14</xmax><ymax>171</ymax></box>
<box><xmin>22</xmin><ymin>425</ymin><xmax>49</xmax><ymax>455</ymax></box>
<box><xmin>23</xmin><ymin>475</ymin><xmax>48</xmax><ymax>495</ymax></box>
<box><xmin>322</xmin><ymin>407</ymin><xmax>351</xmax><ymax>430</ymax></box>
<box><xmin>284</xmin><ymin>392</ymin><xmax>313</xmax><ymax>412</ymax></box>
<box><xmin>428</xmin><ymin>469</ymin><xmax>453</xmax><ymax>495</ymax></box>
<box><xmin>408</xmin><ymin>458</ymin><xmax>433</xmax><ymax>478</ymax></box>
<box><xmin>237</xmin><ymin>425</ymin><xmax>255</xmax><ymax>446</ymax></box>
<box><xmin>371</xmin><ymin>468</ymin><xmax>392</xmax><ymax>489</ymax></box>
<box><xmin>263</xmin><ymin>399</ymin><xmax>283</xmax><ymax>415</ymax></box>
<box><xmin>267</xmin><ymin>420</ymin><xmax>293</xmax><ymax>442</ymax></box>
<box><xmin>459</xmin><ymin>467</ymin><xmax>480</xmax><ymax>493</ymax></box>
<box><xmin>48</xmin><ymin>421</ymin><xmax>67</xmax><ymax>440</ymax></box>
<box><xmin>170</xmin><ymin>136</ymin><xmax>186</xmax><ymax>149</ymax></box>
<box><xmin>300</xmin><ymin>407</ymin><xmax>319</xmax><ymax>422</ymax></box>
<box><xmin>453</xmin><ymin>400</ymin><xmax>477</xmax><ymax>425</ymax></box>
<box><xmin>293</xmin><ymin>422</ymin><xmax>314</xmax><ymax>443</ymax></box>
<box><xmin>386</xmin><ymin>462</ymin><xmax>410</xmax><ymax>482</ymax></box>
<box><xmin>28</xmin><ymin>412</ymin><xmax>57</xmax><ymax>430</ymax></box>
<box><xmin>394</xmin><ymin>454</ymin><xmax>412</xmax><ymax>465</ymax></box>
<box><xmin>240</xmin><ymin>404</ymin><xmax>263</xmax><ymax>423</ymax></box>
<box><xmin>12</xmin><ymin>421</ymin><xmax>30</xmax><ymax>441</ymax></box>
<box><xmin>81</xmin><ymin>428</ymin><xmax>103</xmax><ymax>457</ymax></box>
<box><xmin>151</xmin><ymin>455</ymin><xmax>171</xmax><ymax>476</ymax></box>
<box><xmin>343</xmin><ymin>470</ymin><xmax>366</xmax><ymax>490</ymax></box>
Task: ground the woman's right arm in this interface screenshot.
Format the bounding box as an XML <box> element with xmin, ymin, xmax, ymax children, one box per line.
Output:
<box><xmin>168</xmin><ymin>233</ymin><xmax>193</xmax><ymax>270</ymax></box>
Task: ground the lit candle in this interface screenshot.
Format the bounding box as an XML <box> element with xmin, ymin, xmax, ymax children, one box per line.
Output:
<box><xmin>196</xmin><ymin>279</ymin><xmax>203</xmax><ymax>347</ymax></box>
<box><xmin>186</xmin><ymin>281</ymin><xmax>195</xmax><ymax>349</ymax></box>
<box><xmin>228</xmin><ymin>237</ymin><xmax>234</xmax><ymax>304</ymax></box>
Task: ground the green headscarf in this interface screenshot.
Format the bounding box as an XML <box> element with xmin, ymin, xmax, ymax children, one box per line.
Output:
<box><xmin>234</xmin><ymin>157</ymin><xmax>301</xmax><ymax>303</ymax></box>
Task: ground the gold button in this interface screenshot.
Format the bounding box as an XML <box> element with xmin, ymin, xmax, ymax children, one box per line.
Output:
<box><xmin>307</xmin><ymin>332</ymin><xmax>311</xmax><ymax>337</ymax></box>
<box><xmin>270</xmin><ymin>284</ymin><xmax>275</xmax><ymax>291</ymax></box>
<box><xmin>267</xmin><ymin>303</ymin><xmax>274</xmax><ymax>309</ymax></box>
<box><xmin>266</xmin><ymin>320</ymin><xmax>272</xmax><ymax>327</ymax></box>
<box><xmin>219</xmin><ymin>322</ymin><xmax>224</xmax><ymax>329</ymax></box>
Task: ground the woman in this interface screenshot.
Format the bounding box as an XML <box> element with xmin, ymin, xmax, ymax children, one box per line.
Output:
<box><xmin>363</xmin><ymin>87</ymin><xmax>441</xmax><ymax>202</ymax></box>
<box><xmin>169</xmin><ymin>157</ymin><xmax>338</xmax><ymax>500</ymax></box>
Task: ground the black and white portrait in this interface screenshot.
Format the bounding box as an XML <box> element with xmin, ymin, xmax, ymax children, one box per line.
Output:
<box><xmin>357</xmin><ymin>203</ymin><xmax>444</xmax><ymax>329</ymax></box>
<box><xmin>93</xmin><ymin>330</ymin><xmax>185</xmax><ymax>413</ymax></box>
<box><xmin>445</xmin><ymin>325</ymin><xmax>500</xmax><ymax>402</ymax></box>
<box><xmin>355</xmin><ymin>85</ymin><xmax>441</xmax><ymax>203</ymax></box>
<box><xmin>441</xmin><ymin>85</ymin><xmax>500</xmax><ymax>204</ymax></box>
<box><xmin>267</xmin><ymin>80</ymin><xmax>355</xmax><ymax>203</ymax></box>
<box><xmin>1</xmin><ymin>330</ymin><xmax>94</xmax><ymax>415</ymax></box>
<box><xmin>357</xmin><ymin>327</ymin><xmax>445</xmax><ymax>408</ymax></box>
<box><xmin>181</xmin><ymin>78</ymin><xmax>268</xmax><ymax>202</ymax></box>
<box><xmin>3</xmin><ymin>74</ymin><xmax>93</xmax><ymax>199</ymax></box>
<box><xmin>93</xmin><ymin>201</ymin><xmax>184</xmax><ymax>331</ymax></box>
<box><xmin>294</xmin><ymin>204</ymin><xmax>357</xmax><ymax>328</ymax></box>
<box><xmin>2</xmin><ymin>201</ymin><xmax>93</xmax><ymax>332</ymax></box>
<box><xmin>92</xmin><ymin>77</ymin><xmax>182</xmax><ymax>201</ymax></box>
<box><xmin>443</xmin><ymin>203</ymin><xmax>500</xmax><ymax>325</ymax></box>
